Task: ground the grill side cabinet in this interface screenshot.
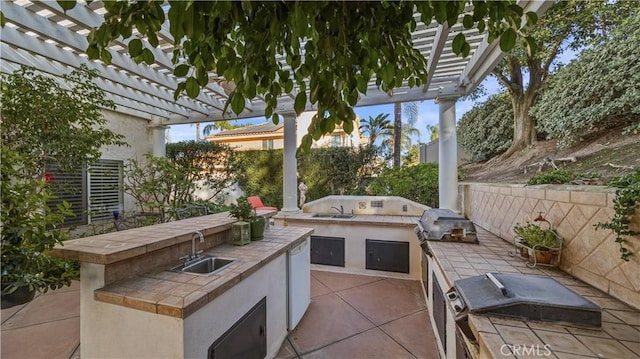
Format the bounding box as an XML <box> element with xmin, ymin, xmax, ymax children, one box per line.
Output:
<box><xmin>366</xmin><ymin>239</ymin><xmax>410</xmax><ymax>273</ymax></box>
<box><xmin>310</xmin><ymin>236</ymin><xmax>345</xmax><ymax>267</ymax></box>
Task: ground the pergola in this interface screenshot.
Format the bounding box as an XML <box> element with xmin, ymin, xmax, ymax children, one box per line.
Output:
<box><xmin>0</xmin><ymin>0</ymin><xmax>551</xmax><ymax>212</ymax></box>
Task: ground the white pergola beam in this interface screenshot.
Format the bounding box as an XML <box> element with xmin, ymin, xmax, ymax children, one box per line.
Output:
<box><xmin>2</xmin><ymin>1</ymin><xmax>227</xmax><ymax>113</ymax></box>
<box><xmin>1</xmin><ymin>27</ymin><xmax>212</xmax><ymax>116</ymax></box>
<box><xmin>423</xmin><ymin>24</ymin><xmax>450</xmax><ymax>93</ymax></box>
<box><xmin>35</xmin><ymin>1</ymin><xmax>239</xmax><ymax>109</ymax></box>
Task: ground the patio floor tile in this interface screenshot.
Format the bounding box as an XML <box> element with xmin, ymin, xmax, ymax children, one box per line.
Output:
<box><xmin>380</xmin><ymin>309</ymin><xmax>438</xmax><ymax>359</ymax></box>
<box><xmin>303</xmin><ymin>327</ymin><xmax>414</xmax><ymax>359</ymax></box>
<box><xmin>0</xmin><ymin>317</ymin><xmax>79</xmax><ymax>359</ymax></box>
<box><xmin>311</xmin><ymin>270</ymin><xmax>384</xmax><ymax>292</ymax></box>
<box><xmin>337</xmin><ymin>277</ymin><xmax>426</xmax><ymax>325</ymax></box>
<box><xmin>310</xmin><ymin>275</ymin><xmax>331</xmax><ymax>298</ymax></box>
<box><xmin>1</xmin><ymin>290</ymin><xmax>80</xmax><ymax>330</ymax></box>
<box><xmin>289</xmin><ymin>292</ymin><xmax>375</xmax><ymax>354</ymax></box>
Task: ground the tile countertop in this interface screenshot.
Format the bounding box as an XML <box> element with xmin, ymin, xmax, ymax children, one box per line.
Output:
<box><xmin>94</xmin><ymin>225</ymin><xmax>313</xmax><ymax>319</ymax></box>
<box><xmin>274</xmin><ymin>211</ymin><xmax>421</xmax><ymax>227</ymax></box>
<box><xmin>50</xmin><ymin>210</ymin><xmax>276</xmax><ymax>264</ymax></box>
<box><xmin>427</xmin><ymin>226</ymin><xmax>640</xmax><ymax>358</ymax></box>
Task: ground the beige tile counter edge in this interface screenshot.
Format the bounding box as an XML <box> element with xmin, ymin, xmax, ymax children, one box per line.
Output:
<box><xmin>94</xmin><ymin>226</ymin><xmax>313</xmax><ymax>319</ymax></box>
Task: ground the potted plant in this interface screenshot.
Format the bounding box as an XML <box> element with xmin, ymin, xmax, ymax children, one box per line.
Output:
<box><xmin>228</xmin><ymin>196</ymin><xmax>254</xmax><ymax>246</ymax></box>
<box><xmin>513</xmin><ymin>221</ymin><xmax>561</xmax><ymax>266</ymax></box>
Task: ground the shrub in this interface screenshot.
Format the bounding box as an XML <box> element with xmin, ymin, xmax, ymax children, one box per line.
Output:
<box><xmin>527</xmin><ymin>170</ymin><xmax>576</xmax><ymax>185</ymax></box>
<box><xmin>458</xmin><ymin>93</ymin><xmax>513</xmax><ymax>161</ymax></box>
<box><xmin>236</xmin><ymin>146</ymin><xmax>381</xmax><ymax>208</ymax></box>
<box><xmin>595</xmin><ymin>168</ymin><xmax>640</xmax><ymax>261</ymax></box>
<box><xmin>531</xmin><ymin>14</ymin><xmax>640</xmax><ymax>148</ymax></box>
<box><xmin>368</xmin><ymin>163</ymin><xmax>439</xmax><ymax>207</ymax></box>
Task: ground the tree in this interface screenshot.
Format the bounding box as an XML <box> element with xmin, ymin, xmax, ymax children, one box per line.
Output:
<box><xmin>360</xmin><ymin>114</ymin><xmax>392</xmax><ymax>146</ymax></box>
<box><xmin>427</xmin><ymin>124</ymin><xmax>439</xmax><ymax>141</ymax></box>
<box><xmin>202</xmin><ymin>120</ymin><xmax>241</xmax><ymax>137</ymax></box>
<box><xmin>1</xmin><ymin>66</ymin><xmax>124</xmax><ymax>295</ymax></box>
<box><xmin>73</xmin><ymin>1</ymin><xmax>539</xmax><ymax>151</ymax></box>
<box><xmin>494</xmin><ymin>0</ymin><xmax>637</xmax><ymax>156</ymax></box>
<box><xmin>531</xmin><ymin>13</ymin><xmax>640</xmax><ymax>148</ymax></box>
<box><xmin>393</xmin><ymin>102</ymin><xmax>420</xmax><ymax>167</ymax></box>
<box><xmin>458</xmin><ymin>92</ymin><xmax>513</xmax><ymax>161</ymax></box>
<box><xmin>123</xmin><ymin>141</ymin><xmax>243</xmax><ymax>219</ymax></box>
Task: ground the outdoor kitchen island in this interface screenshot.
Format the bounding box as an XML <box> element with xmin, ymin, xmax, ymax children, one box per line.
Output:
<box><xmin>49</xmin><ymin>212</ymin><xmax>313</xmax><ymax>359</ymax></box>
<box><xmin>424</xmin><ymin>225</ymin><xmax>640</xmax><ymax>359</ymax></box>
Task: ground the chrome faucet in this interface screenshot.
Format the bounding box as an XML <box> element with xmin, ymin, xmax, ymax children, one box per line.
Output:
<box><xmin>181</xmin><ymin>231</ymin><xmax>205</xmax><ymax>265</ymax></box>
<box><xmin>331</xmin><ymin>205</ymin><xmax>344</xmax><ymax>214</ymax></box>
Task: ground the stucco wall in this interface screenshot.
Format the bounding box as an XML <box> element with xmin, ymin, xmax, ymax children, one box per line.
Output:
<box><xmin>461</xmin><ymin>182</ymin><xmax>640</xmax><ymax>309</ymax></box>
<box><xmin>100</xmin><ymin>109</ymin><xmax>154</xmax><ymax>212</ymax></box>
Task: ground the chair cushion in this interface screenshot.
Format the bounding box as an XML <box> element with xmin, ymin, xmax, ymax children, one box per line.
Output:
<box><xmin>247</xmin><ymin>196</ymin><xmax>277</xmax><ymax>211</ymax></box>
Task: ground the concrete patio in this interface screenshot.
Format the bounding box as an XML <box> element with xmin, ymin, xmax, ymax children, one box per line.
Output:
<box><xmin>1</xmin><ymin>271</ymin><xmax>435</xmax><ymax>359</ymax></box>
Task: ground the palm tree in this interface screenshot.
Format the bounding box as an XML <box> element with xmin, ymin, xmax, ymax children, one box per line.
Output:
<box><xmin>360</xmin><ymin>113</ymin><xmax>392</xmax><ymax>146</ymax></box>
<box><xmin>427</xmin><ymin>124</ymin><xmax>439</xmax><ymax>141</ymax></box>
<box><xmin>202</xmin><ymin>120</ymin><xmax>238</xmax><ymax>138</ymax></box>
<box><xmin>393</xmin><ymin>102</ymin><xmax>419</xmax><ymax>167</ymax></box>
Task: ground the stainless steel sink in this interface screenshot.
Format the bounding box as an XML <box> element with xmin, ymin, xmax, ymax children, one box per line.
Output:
<box><xmin>171</xmin><ymin>256</ymin><xmax>235</xmax><ymax>276</ymax></box>
<box><xmin>311</xmin><ymin>213</ymin><xmax>356</xmax><ymax>219</ymax></box>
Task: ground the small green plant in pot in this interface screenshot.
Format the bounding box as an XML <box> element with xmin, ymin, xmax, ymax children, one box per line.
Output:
<box><xmin>513</xmin><ymin>221</ymin><xmax>560</xmax><ymax>265</ymax></box>
<box><xmin>228</xmin><ymin>197</ymin><xmax>254</xmax><ymax>246</ymax></box>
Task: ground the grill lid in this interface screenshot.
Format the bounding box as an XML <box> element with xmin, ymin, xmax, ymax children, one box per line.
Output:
<box><xmin>416</xmin><ymin>208</ymin><xmax>478</xmax><ymax>243</ymax></box>
<box><xmin>454</xmin><ymin>273</ymin><xmax>601</xmax><ymax>328</ymax></box>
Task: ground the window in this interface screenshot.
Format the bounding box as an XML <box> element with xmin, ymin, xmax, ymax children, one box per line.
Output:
<box><xmin>262</xmin><ymin>139</ymin><xmax>274</xmax><ymax>150</ymax></box>
<box><xmin>89</xmin><ymin>160</ymin><xmax>124</xmax><ymax>221</ymax></box>
<box><xmin>47</xmin><ymin>160</ymin><xmax>124</xmax><ymax>226</ymax></box>
<box><xmin>331</xmin><ymin>135</ymin><xmax>342</xmax><ymax>147</ymax></box>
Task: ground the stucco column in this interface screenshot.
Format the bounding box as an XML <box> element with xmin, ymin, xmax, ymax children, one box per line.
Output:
<box><xmin>436</xmin><ymin>96</ymin><xmax>459</xmax><ymax>212</ymax></box>
<box><xmin>149</xmin><ymin>117</ymin><xmax>168</xmax><ymax>157</ymax></box>
<box><xmin>281</xmin><ymin>113</ymin><xmax>299</xmax><ymax>212</ymax></box>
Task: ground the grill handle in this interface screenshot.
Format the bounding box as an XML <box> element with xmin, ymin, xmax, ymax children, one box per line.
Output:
<box><xmin>486</xmin><ymin>273</ymin><xmax>508</xmax><ymax>297</ymax></box>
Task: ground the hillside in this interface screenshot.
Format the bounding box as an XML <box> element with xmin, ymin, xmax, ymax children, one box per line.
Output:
<box><xmin>462</xmin><ymin>130</ymin><xmax>640</xmax><ymax>184</ymax></box>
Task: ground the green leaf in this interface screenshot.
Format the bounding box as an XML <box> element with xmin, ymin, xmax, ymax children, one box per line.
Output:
<box><xmin>128</xmin><ymin>39</ymin><xmax>143</xmax><ymax>57</ymax></box>
<box><xmin>271</xmin><ymin>113</ymin><xmax>280</xmax><ymax>125</ymax></box>
<box><xmin>174</xmin><ymin>83</ymin><xmax>186</xmax><ymax>100</ymax></box>
<box><xmin>461</xmin><ymin>42</ymin><xmax>471</xmax><ymax>58</ymax></box>
<box><xmin>524</xmin><ymin>36</ymin><xmax>537</xmax><ymax>56</ymax></box>
<box><xmin>141</xmin><ymin>48</ymin><xmax>154</xmax><ymax>65</ymax></box>
<box><xmin>1</xmin><ymin>11</ymin><xmax>6</xmax><ymax>27</ymax></box>
<box><xmin>100</xmin><ymin>50</ymin><xmax>112</xmax><ymax>64</ymax></box>
<box><xmin>526</xmin><ymin>12</ymin><xmax>538</xmax><ymax>27</ymax></box>
<box><xmin>499</xmin><ymin>28</ymin><xmax>517</xmax><ymax>52</ymax></box>
<box><xmin>230</xmin><ymin>92</ymin><xmax>245</xmax><ymax>114</ymax></box>
<box><xmin>147</xmin><ymin>32</ymin><xmax>159</xmax><ymax>48</ymax></box>
<box><xmin>462</xmin><ymin>15</ymin><xmax>474</xmax><ymax>29</ymax></box>
<box><xmin>185</xmin><ymin>77</ymin><xmax>200</xmax><ymax>98</ymax></box>
<box><xmin>452</xmin><ymin>33</ymin><xmax>466</xmax><ymax>55</ymax></box>
<box><xmin>294</xmin><ymin>91</ymin><xmax>307</xmax><ymax>114</ymax></box>
<box><xmin>57</xmin><ymin>1</ymin><xmax>76</xmax><ymax>11</ymax></box>
<box><xmin>174</xmin><ymin>64</ymin><xmax>190</xmax><ymax>77</ymax></box>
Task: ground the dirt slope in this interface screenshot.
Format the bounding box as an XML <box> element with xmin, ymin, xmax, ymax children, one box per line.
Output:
<box><xmin>462</xmin><ymin>131</ymin><xmax>640</xmax><ymax>184</ymax></box>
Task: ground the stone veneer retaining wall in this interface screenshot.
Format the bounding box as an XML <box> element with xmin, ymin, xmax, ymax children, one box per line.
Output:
<box><xmin>461</xmin><ymin>182</ymin><xmax>640</xmax><ymax>310</ymax></box>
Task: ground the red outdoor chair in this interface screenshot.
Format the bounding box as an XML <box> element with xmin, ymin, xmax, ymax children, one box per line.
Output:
<box><xmin>247</xmin><ymin>196</ymin><xmax>278</xmax><ymax>211</ymax></box>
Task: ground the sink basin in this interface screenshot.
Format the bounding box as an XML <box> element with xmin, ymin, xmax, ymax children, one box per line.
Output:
<box><xmin>171</xmin><ymin>256</ymin><xmax>235</xmax><ymax>276</ymax></box>
<box><xmin>311</xmin><ymin>213</ymin><xmax>356</xmax><ymax>219</ymax></box>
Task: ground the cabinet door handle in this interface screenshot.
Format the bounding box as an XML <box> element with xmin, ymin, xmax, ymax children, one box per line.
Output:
<box><xmin>259</xmin><ymin>325</ymin><xmax>265</xmax><ymax>336</ymax></box>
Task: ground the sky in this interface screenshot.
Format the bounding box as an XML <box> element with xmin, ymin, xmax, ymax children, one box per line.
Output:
<box><xmin>166</xmin><ymin>74</ymin><xmax>501</xmax><ymax>145</ymax></box>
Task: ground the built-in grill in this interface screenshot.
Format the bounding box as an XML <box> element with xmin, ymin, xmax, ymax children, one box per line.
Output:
<box><xmin>414</xmin><ymin>208</ymin><xmax>478</xmax><ymax>244</ymax></box>
<box><xmin>447</xmin><ymin>272</ymin><xmax>602</xmax><ymax>328</ymax></box>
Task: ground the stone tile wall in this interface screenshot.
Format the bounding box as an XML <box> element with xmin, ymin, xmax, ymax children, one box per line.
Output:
<box><xmin>461</xmin><ymin>183</ymin><xmax>640</xmax><ymax>310</ymax></box>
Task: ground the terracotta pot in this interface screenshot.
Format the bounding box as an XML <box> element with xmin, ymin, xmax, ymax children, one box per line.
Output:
<box><xmin>520</xmin><ymin>247</ymin><xmax>530</xmax><ymax>259</ymax></box>
<box><xmin>534</xmin><ymin>250</ymin><xmax>554</xmax><ymax>264</ymax></box>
